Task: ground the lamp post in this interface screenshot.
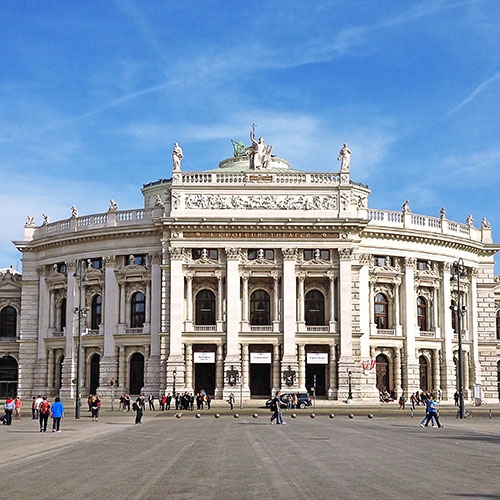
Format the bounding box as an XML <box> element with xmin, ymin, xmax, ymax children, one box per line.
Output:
<box><xmin>347</xmin><ymin>370</ymin><xmax>353</xmax><ymax>403</ymax></box>
<box><xmin>73</xmin><ymin>259</ymin><xmax>88</xmax><ymax>419</ymax></box>
<box><xmin>451</xmin><ymin>258</ymin><xmax>467</xmax><ymax>419</ymax></box>
<box><xmin>172</xmin><ymin>369</ymin><xmax>177</xmax><ymax>398</ymax></box>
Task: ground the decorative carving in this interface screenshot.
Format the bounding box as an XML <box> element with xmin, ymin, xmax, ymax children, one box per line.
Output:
<box><xmin>108</xmin><ymin>199</ymin><xmax>118</xmax><ymax>212</ymax></box>
<box><xmin>184</xmin><ymin>193</ymin><xmax>337</xmax><ymax>211</ymax></box>
<box><xmin>71</xmin><ymin>205</ymin><xmax>78</xmax><ymax>218</ymax></box>
<box><xmin>249</xmin><ymin>129</ymin><xmax>272</xmax><ymax>169</ymax></box>
<box><xmin>338</xmin><ymin>248</ymin><xmax>353</xmax><ymax>260</ymax></box>
<box><xmin>281</xmin><ymin>248</ymin><xmax>298</xmax><ymax>261</ymax></box>
<box><xmin>402</xmin><ymin>200</ymin><xmax>411</xmax><ymax>214</ymax></box>
<box><xmin>103</xmin><ymin>255</ymin><xmax>117</xmax><ymax>267</ymax></box>
<box><xmin>225</xmin><ymin>248</ymin><xmax>241</xmax><ymax>260</ymax></box>
<box><xmin>169</xmin><ymin>247</ymin><xmax>185</xmax><ymax>260</ymax></box>
<box><xmin>405</xmin><ymin>257</ymin><xmax>416</xmax><ymax>268</ymax></box>
<box><xmin>155</xmin><ymin>194</ymin><xmax>165</xmax><ymax>208</ymax></box>
<box><xmin>42</xmin><ymin>213</ymin><xmax>50</xmax><ymax>225</ymax></box>
<box><xmin>25</xmin><ymin>215</ymin><xmax>35</xmax><ymax>227</ymax></box>
<box><xmin>481</xmin><ymin>217</ymin><xmax>491</xmax><ymax>229</ymax></box>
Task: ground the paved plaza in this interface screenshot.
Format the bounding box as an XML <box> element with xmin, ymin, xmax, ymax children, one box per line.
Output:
<box><xmin>1</xmin><ymin>405</ymin><xmax>499</xmax><ymax>500</ymax></box>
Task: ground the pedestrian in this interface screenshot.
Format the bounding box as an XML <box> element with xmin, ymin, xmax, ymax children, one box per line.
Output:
<box><xmin>166</xmin><ymin>393</ymin><xmax>172</xmax><ymax>410</ymax></box>
<box><xmin>398</xmin><ymin>394</ymin><xmax>406</xmax><ymax>410</ymax></box>
<box><xmin>34</xmin><ymin>394</ymin><xmax>43</xmax><ymax>419</ymax></box>
<box><xmin>31</xmin><ymin>396</ymin><xmax>37</xmax><ymax>419</ymax></box>
<box><xmin>51</xmin><ymin>396</ymin><xmax>64</xmax><ymax>432</ymax></box>
<box><xmin>206</xmin><ymin>394</ymin><xmax>211</xmax><ymax>410</ymax></box>
<box><xmin>269</xmin><ymin>391</ymin><xmax>286</xmax><ymax>425</ymax></box>
<box><xmin>38</xmin><ymin>396</ymin><xmax>51</xmax><ymax>432</ymax></box>
<box><xmin>14</xmin><ymin>396</ymin><xmax>23</xmax><ymax>420</ymax></box>
<box><xmin>454</xmin><ymin>390</ymin><xmax>459</xmax><ymax>407</ymax></box>
<box><xmin>90</xmin><ymin>395</ymin><xmax>100</xmax><ymax>422</ymax></box>
<box><xmin>148</xmin><ymin>393</ymin><xmax>155</xmax><ymax>411</ymax></box>
<box><xmin>132</xmin><ymin>398</ymin><xmax>143</xmax><ymax>424</ymax></box>
<box><xmin>420</xmin><ymin>395</ymin><xmax>444</xmax><ymax>428</ymax></box>
<box><xmin>228</xmin><ymin>392</ymin><xmax>235</xmax><ymax>410</ymax></box>
<box><xmin>4</xmin><ymin>397</ymin><xmax>14</xmax><ymax>425</ymax></box>
<box><xmin>124</xmin><ymin>394</ymin><xmax>131</xmax><ymax>411</ymax></box>
<box><xmin>410</xmin><ymin>393</ymin><xmax>417</xmax><ymax>410</ymax></box>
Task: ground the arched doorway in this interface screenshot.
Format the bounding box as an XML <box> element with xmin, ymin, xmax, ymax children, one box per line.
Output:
<box><xmin>419</xmin><ymin>355</ymin><xmax>428</xmax><ymax>391</ymax></box>
<box><xmin>90</xmin><ymin>353</ymin><xmax>100</xmax><ymax>395</ymax></box>
<box><xmin>129</xmin><ymin>352</ymin><xmax>144</xmax><ymax>395</ymax></box>
<box><xmin>375</xmin><ymin>354</ymin><xmax>390</xmax><ymax>394</ymax></box>
<box><xmin>0</xmin><ymin>355</ymin><xmax>18</xmax><ymax>397</ymax></box>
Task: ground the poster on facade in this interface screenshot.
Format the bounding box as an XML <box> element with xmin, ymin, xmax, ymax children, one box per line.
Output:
<box><xmin>250</xmin><ymin>352</ymin><xmax>271</xmax><ymax>364</ymax></box>
<box><xmin>194</xmin><ymin>352</ymin><xmax>215</xmax><ymax>364</ymax></box>
<box><xmin>306</xmin><ymin>353</ymin><xmax>328</xmax><ymax>364</ymax></box>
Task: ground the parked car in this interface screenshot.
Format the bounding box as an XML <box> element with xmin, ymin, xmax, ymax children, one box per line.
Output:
<box><xmin>265</xmin><ymin>393</ymin><xmax>312</xmax><ymax>409</ymax></box>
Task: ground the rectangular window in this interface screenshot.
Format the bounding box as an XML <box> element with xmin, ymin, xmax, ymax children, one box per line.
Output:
<box><xmin>248</xmin><ymin>249</ymin><xmax>274</xmax><ymax>260</ymax></box>
<box><xmin>374</xmin><ymin>256</ymin><xmax>386</xmax><ymax>267</ymax></box>
<box><xmin>90</xmin><ymin>258</ymin><xmax>102</xmax><ymax>269</ymax></box>
<box><xmin>417</xmin><ymin>260</ymin><xmax>428</xmax><ymax>271</ymax></box>
<box><xmin>192</xmin><ymin>249</ymin><xmax>218</xmax><ymax>260</ymax></box>
<box><xmin>56</xmin><ymin>262</ymin><xmax>67</xmax><ymax>274</ymax></box>
<box><xmin>303</xmin><ymin>250</ymin><xmax>330</xmax><ymax>261</ymax></box>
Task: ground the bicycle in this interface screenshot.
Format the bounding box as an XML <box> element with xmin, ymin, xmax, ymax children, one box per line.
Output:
<box><xmin>456</xmin><ymin>408</ymin><xmax>472</xmax><ymax>419</ymax></box>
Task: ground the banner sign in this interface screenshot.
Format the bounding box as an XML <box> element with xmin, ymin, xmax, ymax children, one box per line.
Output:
<box><xmin>307</xmin><ymin>352</ymin><xmax>328</xmax><ymax>365</ymax></box>
<box><xmin>250</xmin><ymin>352</ymin><xmax>272</xmax><ymax>364</ymax></box>
<box><xmin>194</xmin><ymin>352</ymin><xmax>215</xmax><ymax>364</ymax></box>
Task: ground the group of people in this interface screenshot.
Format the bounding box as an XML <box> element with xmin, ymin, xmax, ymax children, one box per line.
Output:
<box><xmin>87</xmin><ymin>395</ymin><xmax>101</xmax><ymax>422</ymax></box>
<box><xmin>29</xmin><ymin>395</ymin><xmax>65</xmax><ymax>432</ymax></box>
<box><xmin>1</xmin><ymin>396</ymin><xmax>22</xmax><ymax>425</ymax></box>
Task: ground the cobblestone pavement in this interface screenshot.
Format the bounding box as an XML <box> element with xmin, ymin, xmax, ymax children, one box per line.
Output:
<box><xmin>1</xmin><ymin>404</ymin><xmax>499</xmax><ymax>499</ymax></box>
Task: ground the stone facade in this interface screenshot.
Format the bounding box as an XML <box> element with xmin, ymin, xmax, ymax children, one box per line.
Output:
<box><xmin>1</xmin><ymin>141</ymin><xmax>500</xmax><ymax>403</ymax></box>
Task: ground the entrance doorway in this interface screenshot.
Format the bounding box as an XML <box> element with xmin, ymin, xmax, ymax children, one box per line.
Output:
<box><xmin>306</xmin><ymin>364</ymin><xmax>326</xmax><ymax>396</ymax></box>
<box><xmin>0</xmin><ymin>355</ymin><xmax>18</xmax><ymax>398</ymax></box>
<box><xmin>129</xmin><ymin>352</ymin><xmax>144</xmax><ymax>395</ymax></box>
<box><xmin>250</xmin><ymin>364</ymin><xmax>271</xmax><ymax>397</ymax></box>
<box><xmin>194</xmin><ymin>363</ymin><xmax>215</xmax><ymax>396</ymax></box>
<box><xmin>376</xmin><ymin>354</ymin><xmax>390</xmax><ymax>393</ymax></box>
<box><xmin>90</xmin><ymin>353</ymin><xmax>100</xmax><ymax>394</ymax></box>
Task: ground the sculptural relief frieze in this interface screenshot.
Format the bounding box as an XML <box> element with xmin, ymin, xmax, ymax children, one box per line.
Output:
<box><xmin>184</xmin><ymin>193</ymin><xmax>338</xmax><ymax>211</ymax></box>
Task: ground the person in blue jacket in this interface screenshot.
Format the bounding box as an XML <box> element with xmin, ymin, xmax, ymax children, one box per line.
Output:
<box><xmin>51</xmin><ymin>396</ymin><xmax>65</xmax><ymax>432</ymax></box>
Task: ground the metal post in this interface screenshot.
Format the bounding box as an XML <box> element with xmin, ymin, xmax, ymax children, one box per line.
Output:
<box><xmin>239</xmin><ymin>373</ymin><xmax>243</xmax><ymax>410</ymax></box>
<box><xmin>74</xmin><ymin>259</ymin><xmax>86</xmax><ymax>419</ymax></box>
<box><xmin>452</xmin><ymin>259</ymin><xmax>466</xmax><ymax>419</ymax></box>
<box><xmin>347</xmin><ymin>370</ymin><xmax>353</xmax><ymax>402</ymax></box>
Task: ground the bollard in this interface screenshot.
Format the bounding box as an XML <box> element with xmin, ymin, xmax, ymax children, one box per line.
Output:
<box><xmin>291</xmin><ymin>413</ymin><xmax>297</xmax><ymax>419</ymax></box>
<box><xmin>310</xmin><ymin>413</ymin><xmax>316</xmax><ymax>419</ymax></box>
<box><xmin>368</xmin><ymin>413</ymin><xmax>374</xmax><ymax>419</ymax></box>
<box><xmin>233</xmin><ymin>413</ymin><xmax>239</xmax><ymax>418</ymax></box>
<box><xmin>348</xmin><ymin>413</ymin><xmax>354</xmax><ymax>419</ymax></box>
<box><xmin>253</xmin><ymin>413</ymin><xmax>258</xmax><ymax>419</ymax></box>
<box><xmin>176</xmin><ymin>413</ymin><xmax>182</xmax><ymax>419</ymax></box>
<box><xmin>329</xmin><ymin>413</ymin><xmax>335</xmax><ymax>419</ymax></box>
<box><xmin>214</xmin><ymin>413</ymin><xmax>220</xmax><ymax>419</ymax></box>
<box><xmin>195</xmin><ymin>413</ymin><xmax>201</xmax><ymax>419</ymax></box>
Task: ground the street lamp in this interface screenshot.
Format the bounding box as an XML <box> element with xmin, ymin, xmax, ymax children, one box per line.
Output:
<box><xmin>73</xmin><ymin>259</ymin><xmax>88</xmax><ymax>419</ymax></box>
<box><xmin>450</xmin><ymin>258</ymin><xmax>467</xmax><ymax>419</ymax></box>
<box><xmin>172</xmin><ymin>369</ymin><xmax>177</xmax><ymax>397</ymax></box>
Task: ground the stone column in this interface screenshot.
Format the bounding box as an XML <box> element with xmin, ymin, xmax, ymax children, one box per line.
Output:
<box><xmin>402</xmin><ymin>257</ymin><xmax>418</xmax><ymax>390</ymax></box>
<box><xmin>225</xmin><ymin>249</ymin><xmax>241</xmax><ymax>365</ymax></box>
<box><xmin>215</xmin><ymin>344</ymin><xmax>224</xmax><ymax>398</ymax></box>
<box><xmin>470</xmin><ymin>268</ymin><xmax>480</xmax><ymax>393</ymax></box>
<box><xmin>433</xmin><ymin>349</ymin><xmax>441</xmax><ymax>393</ymax></box>
<box><xmin>326</xmin><ymin>270</ymin><xmax>335</xmax><ymax>332</ymax></box>
<box><xmin>298</xmin><ymin>344</ymin><xmax>306</xmax><ymax>392</ymax></box>
<box><xmin>241</xmin><ymin>272</ymin><xmax>249</xmax><ymax>327</ymax></box>
<box><xmin>118</xmin><ymin>346</ymin><xmax>126</xmax><ymax>391</ymax></box>
<box><xmin>297</xmin><ymin>272</ymin><xmax>305</xmax><ymax>324</ymax></box>
<box><xmin>185</xmin><ymin>272</ymin><xmax>193</xmax><ymax>324</ymax></box>
<box><xmin>358</xmin><ymin>255</ymin><xmax>371</xmax><ymax>358</ymax></box>
<box><xmin>328</xmin><ymin>344</ymin><xmax>337</xmax><ymax>398</ymax></box>
<box><xmin>394</xmin><ymin>348</ymin><xmax>401</xmax><ymax>396</ymax></box>
<box><xmin>215</xmin><ymin>270</ymin><xmax>223</xmax><ymax>327</ymax></box>
<box><xmin>185</xmin><ymin>344</ymin><xmax>193</xmax><ymax>393</ymax></box>
<box><xmin>272</xmin><ymin>343</ymin><xmax>281</xmax><ymax>394</ymax></box>
<box><xmin>281</xmin><ymin>248</ymin><xmax>298</xmax><ymax>364</ymax></box>
<box><xmin>271</xmin><ymin>270</ymin><xmax>280</xmax><ymax>332</ymax></box>
<box><xmin>441</xmin><ymin>262</ymin><xmax>455</xmax><ymax>400</ymax></box>
<box><xmin>47</xmin><ymin>349</ymin><xmax>55</xmax><ymax>389</ymax></box>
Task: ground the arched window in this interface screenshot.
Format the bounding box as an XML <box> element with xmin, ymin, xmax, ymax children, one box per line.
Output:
<box><xmin>91</xmin><ymin>295</ymin><xmax>102</xmax><ymax>330</ymax></box>
<box><xmin>374</xmin><ymin>293</ymin><xmax>388</xmax><ymax>329</ymax></box>
<box><xmin>417</xmin><ymin>296</ymin><xmax>427</xmax><ymax>331</ymax></box>
<box><xmin>496</xmin><ymin>310</ymin><xmax>500</xmax><ymax>340</ymax></box>
<box><xmin>305</xmin><ymin>290</ymin><xmax>325</xmax><ymax>326</ymax></box>
<box><xmin>250</xmin><ymin>290</ymin><xmax>270</xmax><ymax>326</ymax></box>
<box><xmin>195</xmin><ymin>289</ymin><xmax>216</xmax><ymax>325</ymax></box>
<box><xmin>0</xmin><ymin>306</ymin><xmax>17</xmax><ymax>337</ymax></box>
<box><xmin>59</xmin><ymin>298</ymin><xmax>67</xmax><ymax>331</ymax></box>
<box><xmin>130</xmin><ymin>292</ymin><xmax>146</xmax><ymax>328</ymax></box>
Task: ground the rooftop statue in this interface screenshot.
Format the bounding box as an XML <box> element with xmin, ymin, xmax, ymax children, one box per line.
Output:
<box><xmin>172</xmin><ymin>142</ymin><xmax>183</xmax><ymax>172</ymax></box>
<box><xmin>337</xmin><ymin>143</ymin><xmax>352</xmax><ymax>172</ymax></box>
<box><xmin>249</xmin><ymin>130</ymin><xmax>272</xmax><ymax>169</ymax></box>
<box><xmin>231</xmin><ymin>139</ymin><xmax>248</xmax><ymax>158</ymax></box>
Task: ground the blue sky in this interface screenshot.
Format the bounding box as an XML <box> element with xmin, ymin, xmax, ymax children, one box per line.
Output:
<box><xmin>1</xmin><ymin>1</ymin><xmax>500</xmax><ymax>272</ymax></box>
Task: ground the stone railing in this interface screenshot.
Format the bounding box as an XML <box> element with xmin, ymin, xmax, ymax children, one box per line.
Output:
<box><xmin>193</xmin><ymin>325</ymin><xmax>217</xmax><ymax>332</ymax></box>
<box><xmin>176</xmin><ymin>171</ymin><xmax>341</xmax><ymax>186</ymax></box>
<box><xmin>305</xmin><ymin>325</ymin><xmax>329</xmax><ymax>333</ymax></box>
<box><xmin>375</xmin><ymin>328</ymin><xmax>396</xmax><ymax>336</ymax></box>
<box><xmin>367</xmin><ymin>209</ymin><xmax>490</xmax><ymax>243</ymax></box>
<box><xmin>32</xmin><ymin>209</ymin><xmax>152</xmax><ymax>239</ymax></box>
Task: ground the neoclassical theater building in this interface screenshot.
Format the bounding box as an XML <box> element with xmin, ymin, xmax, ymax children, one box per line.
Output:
<box><xmin>1</xmin><ymin>135</ymin><xmax>500</xmax><ymax>403</ymax></box>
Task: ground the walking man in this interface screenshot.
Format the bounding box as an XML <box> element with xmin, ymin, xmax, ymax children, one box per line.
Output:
<box><xmin>269</xmin><ymin>391</ymin><xmax>286</xmax><ymax>425</ymax></box>
<box><xmin>51</xmin><ymin>396</ymin><xmax>64</xmax><ymax>432</ymax></box>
